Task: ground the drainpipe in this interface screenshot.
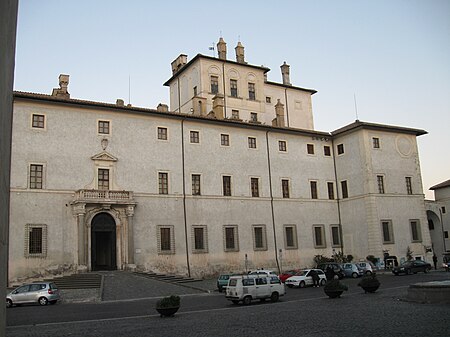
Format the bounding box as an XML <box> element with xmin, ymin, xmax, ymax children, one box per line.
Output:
<box><xmin>331</xmin><ymin>138</ymin><xmax>344</xmax><ymax>256</ymax></box>
<box><xmin>222</xmin><ymin>62</ymin><xmax>227</xmax><ymax>118</ymax></box>
<box><xmin>284</xmin><ymin>88</ymin><xmax>290</xmax><ymax>127</ymax></box>
<box><xmin>265</xmin><ymin>130</ymin><xmax>280</xmax><ymax>273</ymax></box>
<box><xmin>440</xmin><ymin>207</ymin><xmax>447</xmax><ymax>252</ymax></box>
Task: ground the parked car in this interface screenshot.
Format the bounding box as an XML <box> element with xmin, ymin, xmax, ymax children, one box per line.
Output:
<box><xmin>356</xmin><ymin>261</ymin><xmax>377</xmax><ymax>274</ymax></box>
<box><xmin>278</xmin><ymin>269</ymin><xmax>301</xmax><ymax>283</ymax></box>
<box><xmin>225</xmin><ymin>275</ymin><xmax>285</xmax><ymax>305</ymax></box>
<box><xmin>341</xmin><ymin>263</ymin><xmax>364</xmax><ymax>278</ymax></box>
<box><xmin>248</xmin><ymin>269</ymin><xmax>278</xmax><ymax>277</ymax></box>
<box><xmin>392</xmin><ymin>260</ymin><xmax>432</xmax><ymax>275</ymax></box>
<box><xmin>6</xmin><ymin>282</ymin><xmax>60</xmax><ymax>308</ymax></box>
<box><xmin>316</xmin><ymin>263</ymin><xmax>345</xmax><ymax>279</ymax></box>
<box><xmin>284</xmin><ymin>269</ymin><xmax>327</xmax><ymax>288</ymax></box>
<box><xmin>217</xmin><ymin>274</ymin><xmax>238</xmax><ymax>292</ymax></box>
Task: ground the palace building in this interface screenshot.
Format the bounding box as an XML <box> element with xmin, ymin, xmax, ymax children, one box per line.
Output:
<box><xmin>9</xmin><ymin>38</ymin><xmax>431</xmax><ymax>283</ymax></box>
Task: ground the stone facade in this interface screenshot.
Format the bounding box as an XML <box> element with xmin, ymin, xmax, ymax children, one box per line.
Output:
<box><xmin>8</xmin><ymin>39</ymin><xmax>432</xmax><ymax>283</ymax></box>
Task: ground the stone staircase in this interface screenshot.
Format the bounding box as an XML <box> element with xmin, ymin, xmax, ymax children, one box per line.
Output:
<box><xmin>45</xmin><ymin>273</ymin><xmax>102</xmax><ymax>290</ymax></box>
<box><xmin>134</xmin><ymin>271</ymin><xmax>202</xmax><ymax>284</ymax></box>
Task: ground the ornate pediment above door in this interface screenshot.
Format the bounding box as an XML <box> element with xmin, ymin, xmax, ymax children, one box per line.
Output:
<box><xmin>91</xmin><ymin>151</ymin><xmax>118</xmax><ymax>162</ymax></box>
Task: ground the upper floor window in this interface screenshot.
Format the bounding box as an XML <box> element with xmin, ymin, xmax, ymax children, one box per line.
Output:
<box><xmin>405</xmin><ymin>177</ymin><xmax>412</xmax><ymax>195</ymax></box>
<box><xmin>377</xmin><ymin>175</ymin><xmax>385</xmax><ymax>194</ymax></box>
<box><xmin>248</xmin><ymin>137</ymin><xmax>257</xmax><ymax>149</ymax></box>
<box><xmin>443</xmin><ymin>207</ymin><xmax>446</xmax><ymax>214</ymax></box>
<box><xmin>158</xmin><ymin>127</ymin><xmax>168</xmax><ymax>140</ymax></box>
<box><xmin>266</xmin><ymin>96</ymin><xmax>271</xmax><ymax>104</ymax></box>
<box><xmin>192</xmin><ymin>174</ymin><xmax>201</xmax><ymax>195</ymax></box>
<box><xmin>307</xmin><ymin>144</ymin><xmax>315</xmax><ymax>155</ymax></box>
<box><xmin>158</xmin><ymin>172</ymin><xmax>168</xmax><ymax>195</ymax></box>
<box><xmin>98</xmin><ymin>168</ymin><xmax>110</xmax><ymax>190</ymax></box>
<box><xmin>231</xmin><ymin>110</ymin><xmax>240</xmax><ymax>119</ymax></box>
<box><xmin>410</xmin><ymin>220</ymin><xmax>422</xmax><ymax>242</ymax></box>
<box><xmin>221</xmin><ymin>134</ymin><xmax>230</xmax><ymax>146</ymax></box>
<box><xmin>341</xmin><ymin>180</ymin><xmax>348</xmax><ymax>199</ymax></box>
<box><xmin>29</xmin><ymin>164</ymin><xmax>43</xmax><ymax>189</ymax></box>
<box><xmin>251</xmin><ymin>177</ymin><xmax>260</xmax><ymax>197</ymax></box>
<box><xmin>193</xmin><ymin>86</ymin><xmax>198</xmax><ymax>96</ymax></box>
<box><xmin>230</xmin><ymin>79</ymin><xmax>238</xmax><ymax>97</ymax></box>
<box><xmin>372</xmin><ymin>137</ymin><xmax>380</xmax><ymax>149</ymax></box>
<box><xmin>210</xmin><ymin>76</ymin><xmax>219</xmax><ymax>94</ymax></box>
<box><xmin>327</xmin><ymin>182</ymin><xmax>335</xmax><ymax>200</ymax></box>
<box><xmin>223</xmin><ymin>175</ymin><xmax>231</xmax><ymax>196</ymax></box>
<box><xmin>282</xmin><ymin>179</ymin><xmax>290</xmax><ymax>198</ymax></box>
<box><xmin>32</xmin><ymin>114</ymin><xmax>45</xmax><ymax>129</ymax></box>
<box><xmin>310</xmin><ymin>181</ymin><xmax>318</xmax><ymax>199</ymax></box>
<box><xmin>250</xmin><ymin>112</ymin><xmax>258</xmax><ymax>122</ymax></box>
<box><xmin>248</xmin><ymin>82</ymin><xmax>256</xmax><ymax>100</ymax></box>
<box><xmin>190</xmin><ymin>131</ymin><xmax>199</xmax><ymax>143</ymax></box>
<box><xmin>337</xmin><ymin>143</ymin><xmax>344</xmax><ymax>155</ymax></box>
<box><xmin>324</xmin><ymin>146</ymin><xmax>331</xmax><ymax>156</ymax></box>
<box><xmin>279</xmin><ymin>140</ymin><xmax>287</xmax><ymax>152</ymax></box>
<box><xmin>98</xmin><ymin>120</ymin><xmax>110</xmax><ymax>134</ymax></box>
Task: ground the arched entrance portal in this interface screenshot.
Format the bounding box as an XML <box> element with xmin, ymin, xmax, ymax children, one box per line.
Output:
<box><xmin>91</xmin><ymin>212</ymin><xmax>117</xmax><ymax>271</ymax></box>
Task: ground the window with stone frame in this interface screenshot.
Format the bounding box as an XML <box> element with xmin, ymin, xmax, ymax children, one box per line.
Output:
<box><xmin>330</xmin><ymin>225</ymin><xmax>341</xmax><ymax>247</ymax></box>
<box><xmin>313</xmin><ymin>225</ymin><xmax>326</xmax><ymax>248</ymax></box>
<box><xmin>29</xmin><ymin>164</ymin><xmax>43</xmax><ymax>189</ymax></box>
<box><xmin>248</xmin><ymin>82</ymin><xmax>256</xmax><ymax>100</ymax></box>
<box><xmin>282</xmin><ymin>179</ymin><xmax>290</xmax><ymax>198</ymax></box>
<box><xmin>158</xmin><ymin>172</ymin><xmax>168</xmax><ymax>194</ymax></box>
<box><xmin>377</xmin><ymin>175</ymin><xmax>385</xmax><ymax>194</ymax></box>
<box><xmin>157</xmin><ymin>225</ymin><xmax>175</xmax><ymax>254</ymax></box>
<box><xmin>25</xmin><ymin>224</ymin><xmax>47</xmax><ymax>258</ymax></box>
<box><xmin>337</xmin><ymin>143</ymin><xmax>344</xmax><ymax>155</ymax></box>
<box><xmin>231</xmin><ymin>110</ymin><xmax>240</xmax><ymax>119</ymax></box>
<box><xmin>221</xmin><ymin>134</ymin><xmax>230</xmax><ymax>146</ymax></box>
<box><xmin>223</xmin><ymin>175</ymin><xmax>232</xmax><ymax>196</ymax></box>
<box><xmin>98</xmin><ymin>120</ymin><xmax>110</xmax><ymax>134</ymax></box>
<box><xmin>210</xmin><ymin>75</ymin><xmax>219</xmax><ymax>94</ymax></box>
<box><xmin>279</xmin><ymin>140</ymin><xmax>287</xmax><ymax>152</ymax></box>
<box><xmin>410</xmin><ymin>220</ymin><xmax>422</xmax><ymax>242</ymax></box>
<box><xmin>310</xmin><ymin>181</ymin><xmax>318</xmax><ymax>199</ymax></box>
<box><xmin>157</xmin><ymin>127</ymin><xmax>168</xmax><ymax>140</ymax></box>
<box><xmin>251</xmin><ymin>177</ymin><xmax>259</xmax><ymax>197</ymax></box>
<box><xmin>32</xmin><ymin>114</ymin><xmax>45</xmax><ymax>128</ymax></box>
<box><xmin>192</xmin><ymin>225</ymin><xmax>208</xmax><ymax>253</ymax></box>
<box><xmin>307</xmin><ymin>144</ymin><xmax>315</xmax><ymax>155</ymax></box>
<box><xmin>381</xmin><ymin>220</ymin><xmax>394</xmax><ymax>244</ymax></box>
<box><xmin>252</xmin><ymin>225</ymin><xmax>267</xmax><ymax>251</ymax></box>
<box><xmin>223</xmin><ymin>225</ymin><xmax>239</xmax><ymax>252</ymax></box>
<box><xmin>323</xmin><ymin>145</ymin><xmax>331</xmax><ymax>156</ymax></box>
<box><xmin>192</xmin><ymin>174</ymin><xmax>201</xmax><ymax>195</ymax></box>
<box><xmin>372</xmin><ymin>137</ymin><xmax>380</xmax><ymax>149</ymax></box>
<box><xmin>230</xmin><ymin>79</ymin><xmax>238</xmax><ymax>97</ymax></box>
<box><xmin>190</xmin><ymin>131</ymin><xmax>200</xmax><ymax>143</ymax></box>
<box><xmin>250</xmin><ymin>112</ymin><xmax>258</xmax><ymax>122</ymax></box>
<box><xmin>341</xmin><ymin>180</ymin><xmax>348</xmax><ymax>199</ymax></box>
<box><xmin>327</xmin><ymin>182</ymin><xmax>335</xmax><ymax>200</ymax></box>
<box><xmin>266</xmin><ymin>96</ymin><xmax>271</xmax><ymax>104</ymax></box>
<box><xmin>98</xmin><ymin>168</ymin><xmax>110</xmax><ymax>190</ymax></box>
<box><xmin>405</xmin><ymin>177</ymin><xmax>412</xmax><ymax>195</ymax></box>
<box><xmin>248</xmin><ymin>137</ymin><xmax>257</xmax><ymax>149</ymax></box>
<box><xmin>284</xmin><ymin>225</ymin><xmax>298</xmax><ymax>249</ymax></box>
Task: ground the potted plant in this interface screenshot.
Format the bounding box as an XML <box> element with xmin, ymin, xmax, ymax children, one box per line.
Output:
<box><xmin>324</xmin><ymin>279</ymin><xmax>348</xmax><ymax>298</ymax></box>
<box><xmin>357</xmin><ymin>273</ymin><xmax>380</xmax><ymax>293</ymax></box>
<box><xmin>155</xmin><ymin>295</ymin><xmax>180</xmax><ymax>317</ymax></box>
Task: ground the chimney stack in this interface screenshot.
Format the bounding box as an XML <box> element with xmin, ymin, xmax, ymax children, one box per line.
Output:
<box><xmin>217</xmin><ymin>37</ymin><xmax>227</xmax><ymax>60</ymax></box>
<box><xmin>51</xmin><ymin>74</ymin><xmax>70</xmax><ymax>99</ymax></box>
<box><xmin>272</xmin><ymin>99</ymin><xmax>285</xmax><ymax>127</ymax></box>
<box><xmin>235</xmin><ymin>41</ymin><xmax>245</xmax><ymax>63</ymax></box>
<box><xmin>280</xmin><ymin>62</ymin><xmax>291</xmax><ymax>86</ymax></box>
<box><xmin>171</xmin><ymin>54</ymin><xmax>188</xmax><ymax>75</ymax></box>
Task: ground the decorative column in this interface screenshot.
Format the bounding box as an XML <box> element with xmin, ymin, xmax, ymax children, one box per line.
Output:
<box><xmin>126</xmin><ymin>205</ymin><xmax>135</xmax><ymax>266</ymax></box>
<box><xmin>73</xmin><ymin>204</ymin><xmax>87</xmax><ymax>271</ymax></box>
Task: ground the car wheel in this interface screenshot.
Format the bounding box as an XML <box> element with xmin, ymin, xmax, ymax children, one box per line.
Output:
<box><xmin>299</xmin><ymin>281</ymin><xmax>306</xmax><ymax>288</ymax></box>
<box><xmin>320</xmin><ymin>279</ymin><xmax>326</xmax><ymax>286</ymax></box>
<box><xmin>352</xmin><ymin>272</ymin><xmax>358</xmax><ymax>278</ymax></box>
<box><xmin>38</xmin><ymin>297</ymin><xmax>48</xmax><ymax>306</ymax></box>
<box><xmin>6</xmin><ymin>299</ymin><xmax>12</xmax><ymax>308</ymax></box>
<box><xmin>231</xmin><ymin>300</ymin><xmax>239</xmax><ymax>305</ymax></box>
<box><xmin>243</xmin><ymin>296</ymin><xmax>252</xmax><ymax>305</ymax></box>
<box><xmin>270</xmin><ymin>292</ymin><xmax>279</xmax><ymax>302</ymax></box>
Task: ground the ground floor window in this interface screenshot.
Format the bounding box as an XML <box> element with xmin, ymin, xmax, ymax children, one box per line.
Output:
<box><xmin>381</xmin><ymin>220</ymin><xmax>394</xmax><ymax>244</ymax></box>
<box><xmin>192</xmin><ymin>225</ymin><xmax>208</xmax><ymax>253</ymax></box>
<box><xmin>283</xmin><ymin>225</ymin><xmax>298</xmax><ymax>249</ymax></box>
<box><xmin>157</xmin><ymin>225</ymin><xmax>175</xmax><ymax>254</ymax></box>
<box><xmin>252</xmin><ymin>225</ymin><xmax>267</xmax><ymax>251</ymax></box>
<box><xmin>25</xmin><ymin>224</ymin><xmax>47</xmax><ymax>258</ymax></box>
<box><xmin>223</xmin><ymin>225</ymin><xmax>239</xmax><ymax>252</ymax></box>
<box><xmin>313</xmin><ymin>225</ymin><xmax>326</xmax><ymax>248</ymax></box>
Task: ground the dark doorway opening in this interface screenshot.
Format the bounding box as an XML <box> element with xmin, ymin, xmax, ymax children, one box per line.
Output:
<box><xmin>91</xmin><ymin>212</ymin><xmax>116</xmax><ymax>271</ymax></box>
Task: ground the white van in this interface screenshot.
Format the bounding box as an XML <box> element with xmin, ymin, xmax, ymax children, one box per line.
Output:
<box><xmin>225</xmin><ymin>275</ymin><xmax>285</xmax><ymax>305</ymax></box>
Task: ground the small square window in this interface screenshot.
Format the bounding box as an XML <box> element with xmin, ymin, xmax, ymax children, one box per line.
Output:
<box><xmin>337</xmin><ymin>144</ymin><xmax>344</xmax><ymax>155</ymax></box>
<box><xmin>248</xmin><ymin>137</ymin><xmax>257</xmax><ymax>149</ymax></box>
<box><xmin>98</xmin><ymin>120</ymin><xmax>110</xmax><ymax>134</ymax></box>
<box><xmin>324</xmin><ymin>146</ymin><xmax>331</xmax><ymax>156</ymax></box>
<box><xmin>32</xmin><ymin>114</ymin><xmax>45</xmax><ymax>128</ymax></box>
<box><xmin>279</xmin><ymin>140</ymin><xmax>287</xmax><ymax>152</ymax></box>
<box><xmin>250</xmin><ymin>112</ymin><xmax>258</xmax><ymax>122</ymax></box>
<box><xmin>158</xmin><ymin>127</ymin><xmax>168</xmax><ymax>140</ymax></box>
<box><xmin>373</xmin><ymin>137</ymin><xmax>380</xmax><ymax>149</ymax></box>
<box><xmin>266</xmin><ymin>96</ymin><xmax>271</xmax><ymax>104</ymax></box>
<box><xmin>221</xmin><ymin>134</ymin><xmax>230</xmax><ymax>146</ymax></box>
<box><xmin>307</xmin><ymin>144</ymin><xmax>315</xmax><ymax>155</ymax></box>
<box><xmin>190</xmin><ymin>131</ymin><xmax>200</xmax><ymax>143</ymax></box>
<box><xmin>231</xmin><ymin>110</ymin><xmax>240</xmax><ymax>119</ymax></box>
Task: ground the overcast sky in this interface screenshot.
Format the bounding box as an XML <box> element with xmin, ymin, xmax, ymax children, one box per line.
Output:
<box><xmin>14</xmin><ymin>0</ymin><xmax>450</xmax><ymax>199</ymax></box>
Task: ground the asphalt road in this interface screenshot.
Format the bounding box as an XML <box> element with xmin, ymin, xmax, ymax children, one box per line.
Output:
<box><xmin>6</xmin><ymin>272</ymin><xmax>450</xmax><ymax>337</ymax></box>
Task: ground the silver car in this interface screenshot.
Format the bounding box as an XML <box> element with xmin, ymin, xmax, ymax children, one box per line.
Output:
<box><xmin>341</xmin><ymin>263</ymin><xmax>364</xmax><ymax>278</ymax></box>
<box><xmin>6</xmin><ymin>282</ymin><xmax>60</xmax><ymax>307</ymax></box>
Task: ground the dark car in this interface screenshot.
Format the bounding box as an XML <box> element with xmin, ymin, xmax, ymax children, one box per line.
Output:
<box><xmin>316</xmin><ymin>262</ymin><xmax>345</xmax><ymax>279</ymax></box>
<box><xmin>392</xmin><ymin>260</ymin><xmax>431</xmax><ymax>275</ymax></box>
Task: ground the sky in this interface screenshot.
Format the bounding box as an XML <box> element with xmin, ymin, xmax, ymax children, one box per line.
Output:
<box><xmin>14</xmin><ymin>0</ymin><xmax>450</xmax><ymax>199</ymax></box>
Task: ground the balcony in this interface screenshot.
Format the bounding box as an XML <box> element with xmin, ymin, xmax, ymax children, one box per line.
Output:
<box><xmin>73</xmin><ymin>189</ymin><xmax>135</xmax><ymax>205</ymax></box>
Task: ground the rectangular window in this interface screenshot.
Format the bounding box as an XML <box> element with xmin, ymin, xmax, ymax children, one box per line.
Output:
<box><xmin>158</xmin><ymin>226</ymin><xmax>175</xmax><ymax>254</ymax></box>
<box><xmin>266</xmin><ymin>96</ymin><xmax>271</xmax><ymax>103</ymax></box>
<box><xmin>32</xmin><ymin>114</ymin><xmax>45</xmax><ymax>128</ymax></box>
<box><xmin>210</xmin><ymin>76</ymin><xmax>219</xmax><ymax>94</ymax></box>
<box><xmin>307</xmin><ymin>144</ymin><xmax>315</xmax><ymax>155</ymax></box>
<box><xmin>279</xmin><ymin>140</ymin><xmax>287</xmax><ymax>152</ymax></box>
<box><xmin>230</xmin><ymin>79</ymin><xmax>238</xmax><ymax>97</ymax></box>
<box><xmin>324</xmin><ymin>146</ymin><xmax>331</xmax><ymax>156</ymax></box>
<box><xmin>251</xmin><ymin>177</ymin><xmax>259</xmax><ymax>197</ymax></box>
<box><xmin>190</xmin><ymin>131</ymin><xmax>199</xmax><ymax>143</ymax></box>
<box><xmin>443</xmin><ymin>207</ymin><xmax>447</xmax><ymax>214</ymax></box>
<box><xmin>428</xmin><ymin>219</ymin><xmax>435</xmax><ymax>230</ymax></box>
<box><xmin>373</xmin><ymin>137</ymin><xmax>380</xmax><ymax>149</ymax></box>
<box><xmin>223</xmin><ymin>175</ymin><xmax>231</xmax><ymax>196</ymax></box>
<box><xmin>405</xmin><ymin>177</ymin><xmax>412</xmax><ymax>195</ymax></box>
<box><xmin>98</xmin><ymin>169</ymin><xmax>110</xmax><ymax>190</ymax></box>
<box><xmin>381</xmin><ymin>220</ymin><xmax>394</xmax><ymax>243</ymax></box>
<box><xmin>193</xmin><ymin>86</ymin><xmax>197</xmax><ymax>96</ymax></box>
<box><xmin>327</xmin><ymin>182</ymin><xmax>335</xmax><ymax>200</ymax></box>
<box><xmin>282</xmin><ymin>179</ymin><xmax>290</xmax><ymax>198</ymax></box>
<box><xmin>410</xmin><ymin>220</ymin><xmax>422</xmax><ymax>242</ymax></box>
<box><xmin>313</xmin><ymin>225</ymin><xmax>326</xmax><ymax>248</ymax></box>
<box><xmin>310</xmin><ymin>181</ymin><xmax>318</xmax><ymax>199</ymax></box>
<box><xmin>29</xmin><ymin>164</ymin><xmax>43</xmax><ymax>189</ymax></box>
<box><xmin>158</xmin><ymin>172</ymin><xmax>168</xmax><ymax>195</ymax></box>
<box><xmin>221</xmin><ymin>134</ymin><xmax>229</xmax><ymax>146</ymax></box>
<box><xmin>158</xmin><ymin>127</ymin><xmax>168</xmax><ymax>140</ymax></box>
<box><xmin>284</xmin><ymin>225</ymin><xmax>298</xmax><ymax>249</ymax></box>
<box><xmin>192</xmin><ymin>226</ymin><xmax>208</xmax><ymax>252</ymax></box>
<box><xmin>331</xmin><ymin>225</ymin><xmax>341</xmax><ymax>247</ymax></box>
<box><xmin>252</xmin><ymin>225</ymin><xmax>267</xmax><ymax>251</ymax></box>
<box><xmin>25</xmin><ymin>224</ymin><xmax>47</xmax><ymax>258</ymax></box>
<box><xmin>250</xmin><ymin>112</ymin><xmax>258</xmax><ymax>122</ymax></box>
<box><xmin>248</xmin><ymin>82</ymin><xmax>256</xmax><ymax>100</ymax></box>
<box><xmin>337</xmin><ymin>143</ymin><xmax>344</xmax><ymax>155</ymax></box>
<box><xmin>98</xmin><ymin>120</ymin><xmax>110</xmax><ymax>134</ymax></box>
<box><xmin>377</xmin><ymin>175</ymin><xmax>385</xmax><ymax>194</ymax></box>
<box><xmin>192</xmin><ymin>174</ymin><xmax>201</xmax><ymax>195</ymax></box>
<box><xmin>445</xmin><ymin>231</ymin><xmax>449</xmax><ymax>239</ymax></box>
<box><xmin>231</xmin><ymin>110</ymin><xmax>240</xmax><ymax>119</ymax></box>
<box><xmin>248</xmin><ymin>137</ymin><xmax>257</xmax><ymax>149</ymax></box>
<box><xmin>341</xmin><ymin>180</ymin><xmax>348</xmax><ymax>199</ymax></box>
<box><xmin>224</xmin><ymin>226</ymin><xmax>239</xmax><ymax>251</ymax></box>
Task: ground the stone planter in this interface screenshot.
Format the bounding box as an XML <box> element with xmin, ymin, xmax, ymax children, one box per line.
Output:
<box><xmin>361</xmin><ymin>285</ymin><xmax>380</xmax><ymax>293</ymax></box>
<box><xmin>156</xmin><ymin>306</ymin><xmax>179</xmax><ymax>317</ymax></box>
<box><xmin>324</xmin><ymin>290</ymin><xmax>344</xmax><ymax>298</ymax></box>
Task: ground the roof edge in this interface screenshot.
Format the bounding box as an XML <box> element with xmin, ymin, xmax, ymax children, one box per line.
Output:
<box><xmin>331</xmin><ymin>120</ymin><xmax>427</xmax><ymax>137</ymax></box>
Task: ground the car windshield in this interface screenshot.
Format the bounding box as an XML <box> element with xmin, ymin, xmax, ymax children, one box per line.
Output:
<box><xmin>219</xmin><ymin>275</ymin><xmax>230</xmax><ymax>280</ymax></box>
<box><xmin>401</xmin><ymin>261</ymin><xmax>413</xmax><ymax>267</ymax></box>
<box><xmin>296</xmin><ymin>270</ymin><xmax>308</xmax><ymax>276</ymax></box>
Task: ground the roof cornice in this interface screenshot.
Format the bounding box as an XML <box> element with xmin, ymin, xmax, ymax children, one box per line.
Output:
<box><xmin>331</xmin><ymin>120</ymin><xmax>427</xmax><ymax>137</ymax></box>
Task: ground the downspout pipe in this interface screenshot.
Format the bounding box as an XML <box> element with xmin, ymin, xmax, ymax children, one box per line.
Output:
<box><xmin>331</xmin><ymin>138</ymin><xmax>344</xmax><ymax>256</ymax></box>
<box><xmin>222</xmin><ymin>62</ymin><xmax>227</xmax><ymax>118</ymax></box>
<box><xmin>265</xmin><ymin>130</ymin><xmax>280</xmax><ymax>273</ymax></box>
<box><xmin>284</xmin><ymin>88</ymin><xmax>290</xmax><ymax>127</ymax></box>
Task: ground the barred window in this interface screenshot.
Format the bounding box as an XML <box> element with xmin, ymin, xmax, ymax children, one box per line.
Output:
<box><xmin>25</xmin><ymin>224</ymin><xmax>47</xmax><ymax>258</ymax></box>
<box><xmin>248</xmin><ymin>137</ymin><xmax>257</xmax><ymax>149</ymax></box>
<box><xmin>405</xmin><ymin>177</ymin><xmax>412</xmax><ymax>195</ymax></box>
<box><xmin>282</xmin><ymin>179</ymin><xmax>290</xmax><ymax>198</ymax></box>
<box><xmin>32</xmin><ymin>114</ymin><xmax>45</xmax><ymax>128</ymax></box>
<box><xmin>98</xmin><ymin>169</ymin><xmax>110</xmax><ymax>190</ymax></box>
<box><xmin>192</xmin><ymin>226</ymin><xmax>208</xmax><ymax>253</ymax></box>
<box><xmin>224</xmin><ymin>226</ymin><xmax>239</xmax><ymax>251</ymax></box>
<box><xmin>158</xmin><ymin>127</ymin><xmax>168</xmax><ymax>140</ymax></box>
<box><xmin>190</xmin><ymin>131</ymin><xmax>200</xmax><ymax>143</ymax></box>
<box><xmin>158</xmin><ymin>226</ymin><xmax>175</xmax><ymax>254</ymax></box>
<box><xmin>252</xmin><ymin>225</ymin><xmax>267</xmax><ymax>251</ymax></box>
<box><xmin>284</xmin><ymin>225</ymin><xmax>298</xmax><ymax>249</ymax></box>
<box><xmin>221</xmin><ymin>134</ymin><xmax>230</xmax><ymax>146</ymax></box>
<box><xmin>279</xmin><ymin>140</ymin><xmax>287</xmax><ymax>152</ymax></box>
<box><xmin>223</xmin><ymin>176</ymin><xmax>231</xmax><ymax>196</ymax></box>
<box><xmin>377</xmin><ymin>175</ymin><xmax>385</xmax><ymax>194</ymax></box>
<box><xmin>192</xmin><ymin>174</ymin><xmax>201</xmax><ymax>195</ymax></box>
<box><xmin>98</xmin><ymin>120</ymin><xmax>110</xmax><ymax>134</ymax></box>
<box><xmin>29</xmin><ymin>164</ymin><xmax>43</xmax><ymax>189</ymax></box>
<box><xmin>251</xmin><ymin>178</ymin><xmax>259</xmax><ymax>197</ymax></box>
<box><xmin>372</xmin><ymin>137</ymin><xmax>380</xmax><ymax>149</ymax></box>
<box><xmin>159</xmin><ymin>172</ymin><xmax>168</xmax><ymax>194</ymax></box>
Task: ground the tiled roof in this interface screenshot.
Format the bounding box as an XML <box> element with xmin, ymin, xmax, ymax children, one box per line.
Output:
<box><xmin>430</xmin><ymin>179</ymin><xmax>450</xmax><ymax>190</ymax></box>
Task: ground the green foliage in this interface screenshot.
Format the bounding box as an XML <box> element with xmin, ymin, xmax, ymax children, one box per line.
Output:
<box><xmin>314</xmin><ymin>254</ymin><xmax>333</xmax><ymax>265</ymax></box>
<box><xmin>357</xmin><ymin>273</ymin><xmax>380</xmax><ymax>288</ymax></box>
<box><xmin>156</xmin><ymin>295</ymin><xmax>180</xmax><ymax>309</ymax></box>
<box><xmin>324</xmin><ymin>279</ymin><xmax>348</xmax><ymax>292</ymax></box>
<box><xmin>406</xmin><ymin>246</ymin><xmax>413</xmax><ymax>261</ymax></box>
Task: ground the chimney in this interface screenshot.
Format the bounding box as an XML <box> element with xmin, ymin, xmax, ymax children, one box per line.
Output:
<box><xmin>157</xmin><ymin>103</ymin><xmax>169</xmax><ymax>112</ymax></box>
<box><xmin>280</xmin><ymin>62</ymin><xmax>291</xmax><ymax>86</ymax></box>
<box><xmin>272</xmin><ymin>99</ymin><xmax>285</xmax><ymax>127</ymax></box>
<box><xmin>171</xmin><ymin>54</ymin><xmax>188</xmax><ymax>75</ymax></box>
<box><xmin>217</xmin><ymin>37</ymin><xmax>227</xmax><ymax>60</ymax></box>
<box><xmin>235</xmin><ymin>41</ymin><xmax>245</xmax><ymax>63</ymax></box>
<box><xmin>212</xmin><ymin>94</ymin><xmax>225</xmax><ymax>119</ymax></box>
<box><xmin>51</xmin><ymin>74</ymin><xmax>70</xmax><ymax>99</ymax></box>
<box><xmin>116</xmin><ymin>99</ymin><xmax>124</xmax><ymax>106</ymax></box>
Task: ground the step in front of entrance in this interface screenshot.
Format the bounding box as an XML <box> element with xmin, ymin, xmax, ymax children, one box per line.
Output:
<box><xmin>134</xmin><ymin>272</ymin><xmax>202</xmax><ymax>284</ymax></box>
<box><xmin>45</xmin><ymin>273</ymin><xmax>102</xmax><ymax>290</ymax></box>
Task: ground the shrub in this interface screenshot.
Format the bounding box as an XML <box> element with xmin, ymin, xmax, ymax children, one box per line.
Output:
<box><xmin>324</xmin><ymin>279</ymin><xmax>348</xmax><ymax>292</ymax></box>
<box><xmin>156</xmin><ymin>295</ymin><xmax>180</xmax><ymax>309</ymax></box>
<box><xmin>357</xmin><ymin>273</ymin><xmax>380</xmax><ymax>288</ymax></box>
